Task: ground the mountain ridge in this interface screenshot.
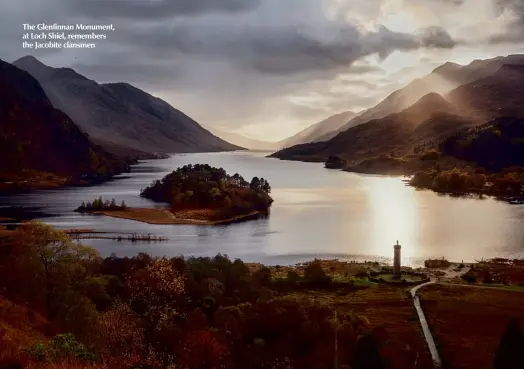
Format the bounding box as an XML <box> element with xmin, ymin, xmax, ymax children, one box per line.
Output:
<box><xmin>0</xmin><ymin>59</ymin><xmax>129</xmax><ymax>192</ymax></box>
<box><xmin>270</xmin><ymin>54</ymin><xmax>524</xmax><ymax>168</ymax></box>
<box><xmin>277</xmin><ymin>111</ymin><xmax>357</xmax><ymax>149</ymax></box>
<box><xmin>13</xmin><ymin>56</ymin><xmax>242</xmax><ymax>154</ymax></box>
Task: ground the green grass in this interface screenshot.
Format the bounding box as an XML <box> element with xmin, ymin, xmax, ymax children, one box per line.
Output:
<box><xmin>375</xmin><ymin>273</ymin><xmax>425</xmax><ymax>282</ymax></box>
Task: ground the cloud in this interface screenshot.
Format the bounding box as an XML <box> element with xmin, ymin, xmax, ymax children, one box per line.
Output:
<box><xmin>417</xmin><ymin>26</ymin><xmax>457</xmax><ymax>48</ymax></box>
<box><xmin>108</xmin><ymin>20</ymin><xmax>457</xmax><ymax>78</ymax></box>
<box><xmin>67</xmin><ymin>0</ymin><xmax>261</xmax><ymax>19</ymax></box>
<box><xmin>0</xmin><ymin>0</ymin><xmax>522</xmax><ymax>140</ymax></box>
<box><xmin>488</xmin><ymin>0</ymin><xmax>524</xmax><ymax>43</ymax></box>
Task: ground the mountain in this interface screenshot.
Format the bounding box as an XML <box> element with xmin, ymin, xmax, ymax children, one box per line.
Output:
<box><xmin>320</xmin><ymin>54</ymin><xmax>524</xmax><ymax>142</ymax></box>
<box><xmin>440</xmin><ymin>116</ymin><xmax>524</xmax><ymax>172</ymax></box>
<box><xmin>277</xmin><ymin>111</ymin><xmax>357</xmax><ymax>148</ymax></box>
<box><xmin>204</xmin><ymin>126</ymin><xmax>279</xmax><ymax>151</ymax></box>
<box><xmin>270</xmin><ymin>93</ymin><xmax>475</xmax><ymax>164</ymax></box>
<box><xmin>0</xmin><ymin>59</ymin><xmax>128</xmax><ymax>190</ymax></box>
<box><xmin>13</xmin><ymin>56</ymin><xmax>241</xmax><ymax>154</ymax></box>
<box><xmin>446</xmin><ymin>63</ymin><xmax>524</xmax><ymax>121</ymax></box>
<box><xmin>270</xmin><ymin>55</ymin><xmax>524</xmax><ymax>169</ymax></box>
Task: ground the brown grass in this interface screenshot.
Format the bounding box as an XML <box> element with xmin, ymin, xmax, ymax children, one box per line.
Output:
<box><xmin>92</xmin><ymin>207</ymin><xmax>263</xmax><ymax>225</ymax></box>
<box><xmin>246</xmin><ymin>259</ymin><xmax>383</xmax><ymax>279</ymax></box>
<box><xmin>420</xmin><ymin>284</ymin><xmax>524</xmax><ymax>369</ymax></box>
<box><xmin>287</xmin><ymin>285</ymin><xmax>433</xmax><ymax>369</ymax></box>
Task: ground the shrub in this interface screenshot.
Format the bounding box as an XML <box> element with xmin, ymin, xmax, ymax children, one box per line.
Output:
<box><xmin>286</xmin><ymin>270</ymin><xmax>300</xmax><ymax>285</ymax></box>
<box><xmin>25</xmin><ymin>334</ymin><xmax>95</xmax><ymax>362</ymax></box>
<box><xmin>461</xmin><ymin>272</ymin><xmax>477</xmax><ymax>284</ymax></box>
<box><xmin>253</xmin><ymin>267</ymin><xmax>272</xmax><ymax>286</ymax></box>
<box><xmin>304</xmin><ymin>260</ymin><xmax>332</xmax><ymax>286</ymax></box>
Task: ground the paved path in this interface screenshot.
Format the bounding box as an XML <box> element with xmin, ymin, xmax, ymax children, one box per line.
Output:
<box><xmin>410</xmin><ymin>280</ymin><xmax>442</xmax><ymax>369</ymax></box>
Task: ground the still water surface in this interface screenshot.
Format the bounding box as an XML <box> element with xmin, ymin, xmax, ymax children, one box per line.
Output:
<box><xmin>1</xmin><ymin>151</ymin><xmax>524</xmax><ymax>266</ymax></box>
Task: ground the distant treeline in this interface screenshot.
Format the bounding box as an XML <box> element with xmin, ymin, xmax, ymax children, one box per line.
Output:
<box><xmin>76</xmin><ymin>197</ymin><xmax>128</xmax><ymax>212</ymax></box>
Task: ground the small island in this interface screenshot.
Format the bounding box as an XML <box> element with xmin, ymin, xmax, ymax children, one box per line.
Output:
<box><xmin>75</xmin><ymin>164</ymin><xmax>274</xmax><ymax>225</ymax></box>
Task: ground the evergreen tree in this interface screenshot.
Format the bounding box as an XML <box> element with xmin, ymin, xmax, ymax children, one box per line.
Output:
<box><xmin>351</xmin><ymin>332</ymin><xmax>388</xmax><ymax>369</ymax></box>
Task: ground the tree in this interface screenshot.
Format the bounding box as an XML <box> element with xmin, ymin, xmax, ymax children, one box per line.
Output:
<box><xmin>304</xmin><ymin>260</ymin><xmax>330</xmax><ymax>284</ymax></box>
<box><xmin>351</xmin><ymin>332</ymin><xmax>388</xmax><ymax>369</ymax></box>
<box><xmin>253</xmin><ymin>267</ymin><xmax>272</xmax><ymax>286</ymax></box>
<box><xmin>13</xmin><ymin>222</ymin><xmax>100</xmax><ymax>336</ymax></box>
<box><xmin>94</xmin><ymin>301</ymin><xmax>147</xmax><ymax>364</ymax></box>
<box><xmin>250</xmin><ymin>177</ymin><xmax>261</xmax><ymax>190</ymax></box>
<box><xmin>494</xmin><ymin>318</ymin><xmax>524</xmax><ymax>369</ymax></box>
<box><xmin>126</xmin><ymin>258</ymin><xmax>187</xmax><ymax>327</ymax></box>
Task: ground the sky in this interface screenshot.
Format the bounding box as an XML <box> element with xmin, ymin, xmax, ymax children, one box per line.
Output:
<box><xmin>1</xmin><ymin>0</ymin><xmax>524</xmax><ymax>142</ymax></box>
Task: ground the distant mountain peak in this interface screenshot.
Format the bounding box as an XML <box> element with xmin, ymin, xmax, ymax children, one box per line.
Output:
<box><xmin>417</xmin><ymin>91</ymin><xmax>447</xmax><ymax>104</ymax></box>
<box><xmin>14</xmin><ymin>55</ymin><xmax>44</xmax><ymax>65</ymax></box>
<box><xmin>13</xmin><ymin>58</ymin><xmax>240</xmax><ymax>154</ymax></box>
<box><xmin>431</xmin><ymin>61</ymin><xmax>462</xmax><ymax>75</ymax></box>
<box><xmin>13</xmin><ymin>55</ymin><xmax>52</xmax><ymax>79</ymax></box>
<box><xmin>409</xmin><ymin>92</ymin><xmax>452</xmax><ymax>113</ymax></box>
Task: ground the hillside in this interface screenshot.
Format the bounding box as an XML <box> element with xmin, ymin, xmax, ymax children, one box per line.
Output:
<box><xmin>270</xmin><ymin>93</ymin><xmax>475</xmax><ymax>165</ymax></box>
<box><xmin>13</xmin><ymin>56</ymin><xmax>241</xmax><ymax>154</ymax></box>
<box><xmin>0</xmin><ymin>59</ymin><xmax>129</xmax><ymax>191</ymax></box>
<box><xmin>440</xmin><ymin>117</ymin><xmax>524</xmax><ymax>172</ymax></box>
<box><xmin>204</xmin><ymin>126</ymin><xmax>278</xmax><ymax>151</ymax></box>
<box><xmin>278</xmin><ymin>111</ymin><xmax>356</xmax><ymax>148</ymax></box>
<box><xmin>270</xmin><ymin>57</ymin><xmax>524</xmax><ymax>173</ymax></box>
<box><xmin>321</xmin><ymin>54</ymin><xmax>524</xmax><ymax>142</ymax></box>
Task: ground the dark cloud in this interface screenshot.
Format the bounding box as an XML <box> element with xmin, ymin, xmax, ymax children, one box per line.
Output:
<box><xmin>488</xmin><ymin>0</ymin><xmax>524</xmax><ymax>43</ymax></box>
<box><xmin>418</xmin><ymin>26</ymin><xmax>456</xmax><ymax>48</ymax></box>
<box><xmin>67</xmin><ymin>0</ymin><xmax>261</xmax><ymax>19</ymax></box>
<box><xmin>109</xmin><ymin>22</ymin><xmax>456</xmax><ymax>77</ymax></box>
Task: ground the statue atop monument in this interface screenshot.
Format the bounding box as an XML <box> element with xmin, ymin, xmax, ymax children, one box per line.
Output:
<box><xmin>393</xmin><ymin>241</ymin><xmax>402</xmax><ymax>280</ymax></box>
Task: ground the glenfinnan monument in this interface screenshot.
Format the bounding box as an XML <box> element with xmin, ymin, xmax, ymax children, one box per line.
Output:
<box><xmin>393</xmin><ymin>240</ymin><xmax>402</xmax><ymax>280</ymax></box>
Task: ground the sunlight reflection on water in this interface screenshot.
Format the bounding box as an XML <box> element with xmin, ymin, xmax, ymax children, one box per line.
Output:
<box><xmin>1</xmin><ymin>151</ymin><xmax>524</xmax><ymax>267</ymax></box>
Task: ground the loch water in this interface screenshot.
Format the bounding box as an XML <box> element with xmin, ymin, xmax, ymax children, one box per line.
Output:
<box><xmin>1</xmin><ymin>151</ymin><xmax>523</xmax><ymax>267</ymax></box>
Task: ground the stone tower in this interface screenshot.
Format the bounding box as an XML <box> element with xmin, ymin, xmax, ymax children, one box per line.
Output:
<box><xmin>393</xmin><ymin>240</ymin><xmax>401</xmax><ymax>280</ymax></box>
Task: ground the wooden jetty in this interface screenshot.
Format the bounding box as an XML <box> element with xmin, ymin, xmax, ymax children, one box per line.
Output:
<box><xmin>67</xmin><ymin>231</ymin><xmax>168</xmax><ymax>242</ymax></box>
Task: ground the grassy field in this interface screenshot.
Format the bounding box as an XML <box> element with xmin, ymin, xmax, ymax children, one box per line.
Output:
<box><xmin>285</xmin><ymin>284</ymin><xmax>434</xmax><ymax>369</ymax></box>
<box><xmin>420</xmin><ymin>284</ymin><xmax>524</xmax><ymax>369</ymax></box>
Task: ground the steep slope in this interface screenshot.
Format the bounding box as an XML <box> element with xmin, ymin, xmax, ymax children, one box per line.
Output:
<box><xmin>13</xmin><ymin>56</ymin><xmax>241</xmax><ymax>154</ymax></box>
<box><xmin>204</xmin><ymin>126</ymin><xmax>278</xmax><ymax>151</ymax></box>
<box><xmin>446</xmin><ymin>63</ymin><xmax>524</xmax><ymax>121</ymax></box>
<box><xmin>278</xmin><ymin>111</ymin><xmax>357</xmax><ymax>148</ymax></box>
<box><xmin>0</xmin><ymin>59</ymin><xmax>128</xmax><ymax>189</ymax></box>
<box><xmin>322</xmin><ymin>54</ymin><xmax>524</xmax><ymax>141</ymax></box>
<box><xmin>270</xmin><ymin>93</ymin><xmax>475</xmax><ymax>163</ymax></box>
<box><xmin>271</xmin><ymin>55</ymin><xmax>524</xmax><ymax>167</ymax></box>
<box><xmin>440</xmin><ymin>117</ymin><xmax>524</xmax><ymax>172</ymax></box>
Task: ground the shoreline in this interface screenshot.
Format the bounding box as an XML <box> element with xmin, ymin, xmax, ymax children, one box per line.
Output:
<box><xmin>83</xmin><ymin>207</ymin><xmax>267</xmax><ymax>225</ymax></box>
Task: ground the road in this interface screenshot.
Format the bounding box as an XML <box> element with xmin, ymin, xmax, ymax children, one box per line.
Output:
<box><xmin>410</xmin><ymin>280</ymin><xmax>442</xmax><ymax>369</ymax></box>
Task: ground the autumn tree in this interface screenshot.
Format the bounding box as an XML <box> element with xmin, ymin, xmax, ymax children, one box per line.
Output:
<box><xmin>11</xmin><ymin>222</ymin><xmax>100</xmax><ymax>337</ymax></box>
<box><xmin>127</xmin><ymin>258</ymin><xmax>186</xmax><ymax>319</ymax></box>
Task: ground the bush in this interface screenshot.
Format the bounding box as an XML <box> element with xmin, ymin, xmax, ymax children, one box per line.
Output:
<box><xmin>286</xmin><ymin>270</ymin><xmax>300</xmax><ymax>285</ymax></box>
<box><xmin>304</xmin><ymin>260</ymin><xmax>331</xmax><ymax>286</ymax></box>
<box><xmin>25</xmin><ymin>334</ymin><xmax>95</xmax><ymax>362</ymax></box>
<box><xmin>461</xmin><ymin>272</ymin><xmax>477</xmax><ymax>284</ymax></box>
<box><xmin>424</xmin><ymin>258</ymin><xmax>451</xmax><ymax>268</ymax></box>
<box><xmin>253</xmin><ymin>267</ymin><xmax>272</xmax><ymax>286</ymax></box>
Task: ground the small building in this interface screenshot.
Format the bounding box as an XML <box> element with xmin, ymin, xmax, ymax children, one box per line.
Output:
<box><xmin>393</xmin><ymin>240</ymin><xmax>402</xmax><ymax>280</ymax></box>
